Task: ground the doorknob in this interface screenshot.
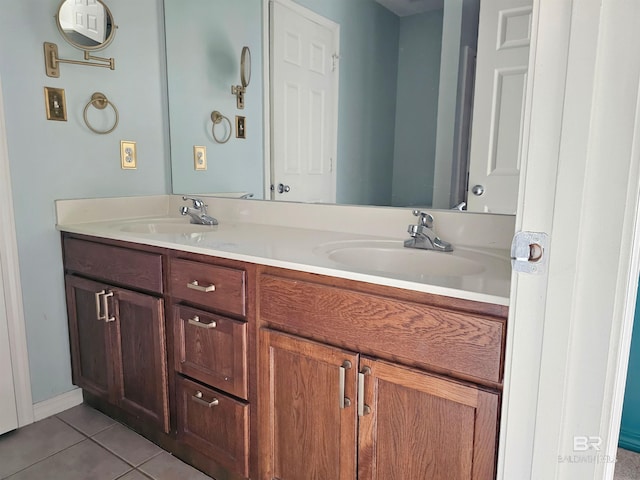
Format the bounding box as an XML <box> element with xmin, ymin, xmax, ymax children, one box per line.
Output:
<box><xmin>277</xmin><ymin>183</ymin><xmax>291</xmax><ymax>194</ymax></box>
<box><xmin>472</xmin><ymin>184</ymin><xmax>485</xmax><ymax>196</ymax></box>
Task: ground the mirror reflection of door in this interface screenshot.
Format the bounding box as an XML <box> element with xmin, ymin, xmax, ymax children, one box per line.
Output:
<box><xmin>270</xmin><ymin>0</ymin><xmax>339</xmax><ymax>203</ymax></box>
<box><xmin>466</xmin><ymin>0</ymin><xmax>533</xmax><ymax>214</ymax></box>
<box><xmin>59</xmin><ymin>0</ymin><xmax>107</xmax><ymax>46</ymax></box>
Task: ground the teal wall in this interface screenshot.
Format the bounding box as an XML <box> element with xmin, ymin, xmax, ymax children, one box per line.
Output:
<box><xmin>391</xmin><ymin>10</ymin><xmax>443</xmax><ymax>207</ymax></box>
<box><xmin>620</xmin><ymin>281</ymin><xmax>640</xmax><ymax>451</ymax></box>
<box><xmin>165</xmin><ymin>0</ymin><xmax>265</xmax><ymax>197</ymax></box>
<box><xmin>0</xmin><ymin>0</ymin><xmax>169</xmax><ymax>403</ymax></box>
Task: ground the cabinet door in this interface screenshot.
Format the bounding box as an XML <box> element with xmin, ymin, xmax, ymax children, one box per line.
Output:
<box><xmin>65</xmin><ymin>275</ymin><xmax>116</xmax><ymax>402</ymax></box>
<box><xmin>260</xmin><ymin>329</ymin><xmax>358</xmax><ymax>480</ymax></box>
<box><xmin>358</xmin><ymin>357</ymin><xmax>499</xmax><ymax>480</ymax></box>
<box><xmin>111</xmin><ymin>287</ymin><xmax>169</xmax><ymax>433</ymax></box>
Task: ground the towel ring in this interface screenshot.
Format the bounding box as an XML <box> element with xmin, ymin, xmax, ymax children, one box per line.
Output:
<box><xmin>83</xmin><ymin>92</ymin><xmax>119</xmax><ymax>134</ymax></box>
<box><xmin>211</xmin><ymin>110</ymin><xmax>232</xmax><ymax>144</ymax></box>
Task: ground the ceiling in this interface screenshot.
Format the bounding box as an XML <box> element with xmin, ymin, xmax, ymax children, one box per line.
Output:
<box><xmin>375</xmin><ymin>0</ymin><xmax>444</xmax><ymax>17</ymax></box>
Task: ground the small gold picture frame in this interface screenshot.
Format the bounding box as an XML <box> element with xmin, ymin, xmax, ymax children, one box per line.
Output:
<box><xmin>44</xmin><ymin>87</ymin><xmax>67</xmax><ymax>121</ymax></box>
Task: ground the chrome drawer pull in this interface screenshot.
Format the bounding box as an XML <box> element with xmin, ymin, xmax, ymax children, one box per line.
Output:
<box><xmin>192</xmin><ymin>391</ymin><xmax>219</xmax><ymax>408</ymax></box>
<box><xmin>102</xmin><ymin>291</ymin><xmax>115</xmax><ymax>323</ymax></box>
<box><xmin>339</xmin><ymin>360</ymin><xmax>352</xmax><ymax>409</ymax></box>
<box><xmin>187</xmin><ymin>316</ymin><xmax>217</xmax><ymax>329</ymax></box>
<box><xmin>187</xmin><ymin>280</ymin><xmax>216</xmax><ymax>293</ymax></box>
<box><xmin>358</xmin><ymin>366</ymin><xmax>372</xmax><ymax>417</ymax></box>
<box><xmin>94</xmin><ymin>290</ymin><xmax>106</xmax><ymax>321</ymax></box>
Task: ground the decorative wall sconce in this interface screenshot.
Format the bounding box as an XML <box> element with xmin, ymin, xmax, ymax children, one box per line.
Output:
<box><xmin>231</xmin><ymin>47</ymin><xmax>251</xmax><ymax>109</ymax></box>
<box><xmin>44</xmin><ymin>0</ymin><xmax>117</xmax><ymax>78</ymax></box>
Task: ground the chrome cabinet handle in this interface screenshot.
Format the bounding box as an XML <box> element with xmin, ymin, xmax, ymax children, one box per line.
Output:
<box><xmin>358</xmin><ymin>366</ymin><xmax>372</xmax><ymax>417</ymax></box>
<box><xmin>187</xmin><ymin>316</ymin><xmax>217</xmax><ymax>329</ymax></box>
<box><xmin>187</xmin><ymin>280</ymin><xmax>216</xmax><ymax>293</ymax></box>
<box><xmin>94</xmin><ymin>290</ymin><xmax>106</xmax><ymax>321</ymax></box>
<box><xmin>339</xmin><ymin>360</ymin><xmax>352</xmax><ymax>409</ymax></box>
<box><xmin>102</xmin><ymin>291</ymin><xmax>115</xmax><ymax>323</ymax></box>
<box><xmin>192</xmin><ymin>391</ymin><xmax>219</xmax><ymax>408</ymax></box>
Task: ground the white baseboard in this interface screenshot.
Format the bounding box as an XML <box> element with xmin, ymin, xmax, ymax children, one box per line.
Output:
<box><xmin>33</xmin><ymin>388</ymin><xmax>83</xmax><ymax>422</ymax></box>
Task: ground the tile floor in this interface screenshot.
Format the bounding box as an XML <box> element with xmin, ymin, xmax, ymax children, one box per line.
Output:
<box><xmin>3</xmin><ymin>403</ymin><xmax>640</xmax><ymax>479</ymax></box>
<box><xmin>616</xmin><ymin>448</ymin><xmax>640</xmax><ymax>479</ymax></box>
<box><xmin>0</xmin><ymin>404</ymin><xmax>212</xmax><ymax>480</ymax></box>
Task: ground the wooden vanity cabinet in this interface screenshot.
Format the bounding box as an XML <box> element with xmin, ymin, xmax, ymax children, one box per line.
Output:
<box><xmin>63</xmin><ymin>237</ymin><xmax>169</xmax><ymax>433</ymax></box>
<box><xmin>63</xmin><ymin>235</ymin><xmax>255</xmax><ymax>480</ymax></box>
<box><xmin>258</xmin><ymin>268</ymin><xmax>506</xmax><ymax>480</ymax></box>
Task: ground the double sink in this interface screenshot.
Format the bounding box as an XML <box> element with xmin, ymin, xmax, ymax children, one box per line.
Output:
<box><xmin>115</xmin><ymin>218</ymin><xmax>508</xmax><ymax>279</ymax></box>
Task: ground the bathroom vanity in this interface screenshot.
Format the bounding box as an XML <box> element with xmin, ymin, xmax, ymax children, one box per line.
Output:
<box><xmin>56</xmin><ymin>196</ymin><xmax>513</xmax><ymax>480</ymax></box>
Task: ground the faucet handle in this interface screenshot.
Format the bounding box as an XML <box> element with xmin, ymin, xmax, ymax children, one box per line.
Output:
<box><xmin>412</xmin><ymin>210</ymin><xmax>434</xmax><ymax>228</ymax></box>
<box><xmin>182</xmin><ymin>196</ymin><xmax>206</xmax><ymax>210</ymax></box>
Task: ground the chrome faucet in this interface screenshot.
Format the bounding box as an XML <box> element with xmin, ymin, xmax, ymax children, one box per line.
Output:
<box><xmin>404</xmin><ymin>210</ymin><xmax>453</xmax><ymax>252</ymax></box>
<box><xmin>180</xmin><ymin>196</ymin><xmax>218</xmax><ymax>225</ymax></box>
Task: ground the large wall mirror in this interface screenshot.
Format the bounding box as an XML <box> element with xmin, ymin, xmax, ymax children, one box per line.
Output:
<box><xmin>165</xmin><ymin>0</ymin><xmax>532</xmax><ymax>214</ymax></box>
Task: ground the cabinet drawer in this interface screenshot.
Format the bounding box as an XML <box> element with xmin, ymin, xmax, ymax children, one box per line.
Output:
<box><xmin>176</xmin><ymin>376</ymin><xmax>249</xmax><ymax>477</ymax></box>
<box><xmin>173</xmin><ymin>305</ymin><xmax>248</xmax><ymax>399</ymax></box>
<box><xmin>259</xmin><ymin>274</ymin><xmax>505</xmax><ymax>384</ymax></box>
<box><xmin>64</xmin><ymin>237</ymin><xmax>163</xmax><ymax>294</ymax></box>
<box><xmin>169</xmin><ymin>258</ymin><xmax>245</xmax><ymax>317</ymax></box>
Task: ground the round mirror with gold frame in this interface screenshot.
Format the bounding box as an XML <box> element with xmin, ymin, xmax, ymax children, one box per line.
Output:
<box><xmin>55</xmin><ymin>0</ymin><xmax>117</xmax><ymax>51</ymax></box>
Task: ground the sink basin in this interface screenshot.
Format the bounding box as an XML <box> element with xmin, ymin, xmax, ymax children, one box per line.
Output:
<box><xmin>118</xmin><ymin>218</ymin><xmax>216</xmax><ymax>234</ymax></box>
<box><xmin>314</xmin><ymin>240</ymin><xmax>506</xmax><ymax>277</ymax></box>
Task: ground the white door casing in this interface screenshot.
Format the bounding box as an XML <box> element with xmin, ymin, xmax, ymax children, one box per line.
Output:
<box><xmin>270</xmin><ymin>0</ymin><xmax>339</xmax><ymax>203</ymax></box>
<box><xmin>499</xmin><ymin>1</ymin><xmax>640</xmax><ymax>479</ymax></box>
<box><xmin>0</xmin><ymin>258</ymin><xmax>17</xmax><ymax>435</ymax></box>
<box><xmin>0</xmin><ymin>76</ymin><xmax>32</xmax><ymax>430</ymax></box>
<box><xmin>467</xmin><ymin>0</ymin><xmax>532</xmax><ymax>214</ymax></box>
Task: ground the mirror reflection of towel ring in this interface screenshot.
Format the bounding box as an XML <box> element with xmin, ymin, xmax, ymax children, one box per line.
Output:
<box><xmin>83</xmin><ymin>92</ymin><xmax>119</xmax><ymax>134</ymax></box>
<box><xmin>211</xmin><ymin>110</ymin><xmax>232</xmax><ymax>144</ymax></box>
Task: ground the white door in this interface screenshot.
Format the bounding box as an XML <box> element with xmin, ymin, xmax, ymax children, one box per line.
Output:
<box><xmin>466</xmin><ymin>0</ymin><xmax>532</xmax><ymax>214</ymax></box>
<box><xmin>270</xmin><ymin>0</ymin><xmax>339</xmax><ymax>203</ymax></box>
<box><xmin>70</xmin><ymin>0</ymin><xmax>107</xmax><ymax>44</ymax></box>
<box><xmin>0</xmin><ymin>255</ymin><xmax>18</xmax><ymax>435</ymax></box>
<box><xmin>0</xmin><ymin>74</ymin><xmax>18</xmax><ymax>435</ymax></box>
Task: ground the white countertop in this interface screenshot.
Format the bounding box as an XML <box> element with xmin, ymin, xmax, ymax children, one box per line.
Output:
<box><xmin>56</xmin><ymin>201</ymin><xmax>512</xmax><ymax>307</ymax></box>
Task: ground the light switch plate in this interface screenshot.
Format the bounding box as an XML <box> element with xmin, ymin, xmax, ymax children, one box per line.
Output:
<box><xmin>194</xmin><ymin>145</ymin><xmax>207</xmax><ymax>170</ymax></box>
<box><xmin>120</xmin><ymin>141</ymin><xmax>137</xmax><ymax>169</ymax></box>
<box><xmin>236</xmin><ymin>116</ymin><xmax>246</xmax><ymax>139</ymax></box>
<box><xmin>44</xmin><ymin>87</ymin><xmax>67</xmax><ymax>121</ymax></box>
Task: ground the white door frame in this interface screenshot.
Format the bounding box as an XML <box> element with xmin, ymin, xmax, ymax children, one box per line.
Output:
<box><xmin>0</xmin><ymin>75</ymin><xmax>33</xmax><ymax>428</ymax></box>
<box><xmin>500</xmin><ymin>0</ymin><xmax>640</xmax><ymax>479</ymax></box>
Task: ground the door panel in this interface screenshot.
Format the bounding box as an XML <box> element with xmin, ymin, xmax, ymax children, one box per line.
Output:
<box><xmin>261</xmin><ymin>329</ymin><xmax>358</xmax><ymax>480</ymax></box>
<box><xmin>467</xmin><ymin>0</ymin><xmax>533</xmax><ymax>213</ymax></box>
<box><xmin>271</xmin><ymin>1</ymin><xmax>339</xmax><ymax>203</ymax></box>
<box><xmin>358</xmin><ymin>357</ymin><xmax>499</xmax><ymax>480</ymax></box>
<box><xmin>65</xmin><ymin>275</ymin><xmax>114</xmax><ymax>401</ymax></box>
<box><xmin>112</xmin><ymin>287</ymin><xmax>169</xmax><ymax>433</ymax></box>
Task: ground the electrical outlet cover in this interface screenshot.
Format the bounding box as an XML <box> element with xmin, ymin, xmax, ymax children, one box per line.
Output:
<box><xmin>120</xmin><ymin>141</ymin><xmax>137</xmax><ymax>169</ymax></box>
<box><xmin>194</xmin><ymin>145</ymin><xmax>207</xmax><ymax>170</ymax></box>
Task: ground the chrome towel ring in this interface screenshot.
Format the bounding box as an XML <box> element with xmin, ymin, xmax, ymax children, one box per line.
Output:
<box><xmin>211</xmin><ymin>110</ymin><xmax>232</xmax><ymax>144</ymax></box>
<box><xmin>83</xmin><ymin>92</ymin><xmax>119</xmax><ymax>134</ymax></box>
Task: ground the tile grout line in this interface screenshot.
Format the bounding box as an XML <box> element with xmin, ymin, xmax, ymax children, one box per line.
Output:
<box><xmin>86</xmin><ymin>433</ymin><xmax>164</xmax><ymax>470</ymax></box>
